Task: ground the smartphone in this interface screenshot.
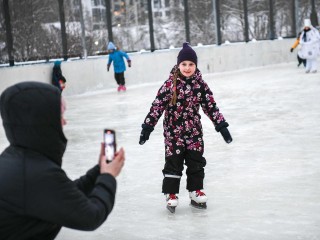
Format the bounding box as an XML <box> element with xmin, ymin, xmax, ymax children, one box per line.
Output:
<box><xmin>104</xmin><ymin>129</ymin><xmax>116</xmax><ymax>162</ymax></box>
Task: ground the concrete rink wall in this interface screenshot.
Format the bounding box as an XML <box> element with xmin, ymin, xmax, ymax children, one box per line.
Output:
<box><xmin>0</xmin><ymin>39</ymin><xmax>296</xmax><ymax>95</ymax></box>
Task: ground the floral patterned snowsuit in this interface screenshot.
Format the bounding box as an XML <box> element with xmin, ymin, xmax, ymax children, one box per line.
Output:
<box><xmin>143</xmin><ymin>66</ymin><xmax>227</xmax><ymax>194</ymax></box>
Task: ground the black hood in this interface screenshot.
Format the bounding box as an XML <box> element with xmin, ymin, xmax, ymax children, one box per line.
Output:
<box><xmin>0</xmin><ymin>82</ymin><xmax>67</xmax><ymax>165</ymax></box>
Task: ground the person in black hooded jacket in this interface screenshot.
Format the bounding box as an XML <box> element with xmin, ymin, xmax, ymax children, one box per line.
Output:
<box><xmin>52</xmin><ymin>60</ymin><xmax>66</xmax><ymax>91</ymax></box>
<box><xmin>0</xmin><ymin>81</ymin><xmax>125</xmax><ymax>239</ymax></box>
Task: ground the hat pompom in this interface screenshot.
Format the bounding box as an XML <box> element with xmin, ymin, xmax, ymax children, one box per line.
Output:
<box><xmin>182</xmin><ymin>42</ymin><xmax>190</xmax><ymax>48</ymax></box>
<box><xmin>54</xmin><ymin>60</ymin><xmax>61</xmax><ymax>67</ymax></box>
<box><xmin>107</xmin><ymin>42</ymin><xmax>116</xmax><ymax>50</ymax></box>
<box><xmin>304</xmin><ymin>19</ymin><xmax>311</xmax><ymax>28</ymax></box>
<box><xmin>177</xmin><ymin>42</ymin><xmax>198</xmax><ymax>66</ymax></box>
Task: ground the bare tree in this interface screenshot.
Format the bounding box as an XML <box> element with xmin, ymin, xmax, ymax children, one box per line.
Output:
<box><xmin>8</xmin><ymin>0</ymin><xmax>59</xmax><ymax>61</ymax></box>
<box><xmin>188</xmin><ymin>0</ymin><xmax>215</xmax><ymax>45</ymax></box>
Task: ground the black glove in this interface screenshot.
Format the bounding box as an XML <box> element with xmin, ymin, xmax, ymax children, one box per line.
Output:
<box><xmin>215</xmin><ymin>122</ymin><xmax>232</xmax><ymax>144</ymax></box>
<box><xmin>290</xmin><ymin>48</ymin><xmax>294</xmax><ymax>53</ymax></box>
<box><xmin>127</xmin><ymin>60</ymin><xmax>131</xmax><ymax>67</ymax></box>
<box><xmin>220</xmin><ymin>127</ymin><xmax>232</xmax><ymax>143</ymax></box>
<box><xmin>107</xmin><ymin>64</ymin><xmax>110</xmax><ymax>71</ymax></box>
<box><xmin>139</xmin><ymin>124</ymin><xmax>154</xmax><ymax>145</ymax></box>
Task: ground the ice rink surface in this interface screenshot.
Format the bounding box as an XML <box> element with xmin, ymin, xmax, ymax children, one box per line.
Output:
<box><xmin>1</xmin><ymin>62</ymin><xmax>320</xmax><ymax>240</ymax></box>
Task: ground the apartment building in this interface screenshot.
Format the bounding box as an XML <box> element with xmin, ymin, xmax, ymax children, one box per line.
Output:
<box><xmin>89</xmin><ymin>0</ymin><xmax>183</xmax><ymax>29</ymax></box>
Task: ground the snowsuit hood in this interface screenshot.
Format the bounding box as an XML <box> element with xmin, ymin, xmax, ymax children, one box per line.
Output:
<box><xmin>54</xmin><ymin>60</ymin><xmax>62</xmax><ymax>67</ymax></box>
<box><xmin>0</xmin><ymin>81</ymin><xmax>67</xmax><ymax>166</ymax></box>
<box><xmin>107</xmin><ymin>42</ymin><xmax>116</xmax><ymax>50</ymax></box>
<box><xmin>304</xmin><ymin>19</ymin><xmax>311</xmax><ymax>28</ymax></box>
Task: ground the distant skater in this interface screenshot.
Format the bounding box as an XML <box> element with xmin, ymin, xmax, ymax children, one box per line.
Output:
<box><xmin>139</xmin><ymin>42</ymin><xmax>232</xmax><ymax>213</ymax></box>
<box><xmin>107</xmin><ymin>42</ymin><xmax>131</xmax><ymax>92</ymax></box>
<box><xmin>290</xmin><ymin>32</ymin><xmax>306</xmax><ymax>68</ymax></box>
<box><xmin>52</xmin><ymin>60</ymin><xmax>66</xmax><ymax>91</ymax></box>
<box><xmin>298</xmin><ymin>19</ymin><xmax>320</xmax><ymax>73</ymax></box>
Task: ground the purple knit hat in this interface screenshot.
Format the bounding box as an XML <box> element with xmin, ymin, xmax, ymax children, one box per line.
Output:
<box><xmin>177</xmin><ymin>42</ymin><xmax>197</xmax><ymax>66</ymax></box>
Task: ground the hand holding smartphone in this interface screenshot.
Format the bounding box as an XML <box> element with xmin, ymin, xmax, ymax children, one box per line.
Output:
<box><xmin>99</xmin><ymin>144</ymin><xmax>125</xmax><ymax>177</ymax></box>
<box><xmin>104</xmin><ymin>129</ymin><xmax>116</xmax><ymax>163</ymax></box>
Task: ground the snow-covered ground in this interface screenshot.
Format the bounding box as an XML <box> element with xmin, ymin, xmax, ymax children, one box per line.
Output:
<box><xmin>1</xmin><ymin>62</ymin><xmax>319</xmax><ymax>240</ymax></box>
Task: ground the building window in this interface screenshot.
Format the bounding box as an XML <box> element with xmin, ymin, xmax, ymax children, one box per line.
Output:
<box><xmin>154</xmin><ymin>11</ymin><xmax>162</xmax><ymax>17</ymax></box>
<box><xmin>92</xmin><ymin>0</ymin><xmax>105</xmax><ymax>7</ymax></box>
<box><xmin>154</xmin><ymin>0</ymin><xmax>161</xmax><ymax>8</ymax></box>
<box><xmin>92</xmin><ymin>8</ymin><xmax>105</xmax><ymax>22</ymax></box>
<box><xmin>93</xmin><ymin>24</ymin><xmax>101</xmax><ymax>30</ymax></box>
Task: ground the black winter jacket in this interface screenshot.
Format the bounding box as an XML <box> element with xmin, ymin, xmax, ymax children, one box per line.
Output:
<box><xmin>52</xmin><ymin>65</ymin><xmax>66</xmax><ymax>91</ymax></box>
<box><xmin>0</xmin><ymin>82</ymin><xmax>116</xmax><ymax>240</ymax></box>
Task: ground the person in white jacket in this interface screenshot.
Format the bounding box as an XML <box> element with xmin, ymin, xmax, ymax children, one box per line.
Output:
<box><xmin>298</xmin><ymin>19</ymin><xmax>320</xmax><ymax>73</ymax></box>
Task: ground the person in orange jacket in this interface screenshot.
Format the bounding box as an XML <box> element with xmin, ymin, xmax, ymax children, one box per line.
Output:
<box><xmin>290</xmin><ymin>32</ymin><xmax>306</xmax><ymax>68</ymax></box>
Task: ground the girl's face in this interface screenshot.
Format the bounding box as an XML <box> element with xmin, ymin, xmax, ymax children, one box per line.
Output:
<box><xmin>178</xmin><ymin>61</ymin><xmax>196</xmax><ymax>77</ymax></box>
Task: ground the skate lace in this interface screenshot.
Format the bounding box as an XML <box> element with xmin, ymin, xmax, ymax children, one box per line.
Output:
<box><xmin>196</xmin><ymin>190</ymin><xmax>205</xmax><ymax>197</ymax></box>
<box><xmin>168</xmin><ymin>194</ymin><xmax>178</xmax><ymax>200</ymax></box>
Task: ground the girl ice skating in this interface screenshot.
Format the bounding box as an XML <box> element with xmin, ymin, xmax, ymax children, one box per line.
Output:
<box><xmin>139</xmin><ymin>42</ymin><xmax>232</xmax><ymax>213</ymax></box>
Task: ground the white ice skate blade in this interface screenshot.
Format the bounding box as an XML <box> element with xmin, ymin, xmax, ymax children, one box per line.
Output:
<box><xmin>166</xmin><ymin>205</ymin><xmax>176</xmax><ymax>213</ymax></box>
<box><xmin>190</xmin><ymin>200</ymin><xmax>207</xmax><ymax>209</ymax></box>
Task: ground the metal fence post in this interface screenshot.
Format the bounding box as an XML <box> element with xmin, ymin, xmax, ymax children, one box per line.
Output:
<box><xmin>105</xmin><ymin>0</ymin><xmax>113</xmax><ymax>42</ymax></box>
<box><xmin>79</xmin><ymin>0</ymin><xmax>87</xmax><ymax>58</ymax></box>
<box><xmin>295</xmin><ymin>0</ymin><xmax>300</xmax><ymax>33</ymax></box>
<box><xmin>183</xmin><ymin>0</ymin><xmax>190</xmax><ymax>43</ymax></box>
<box><xmin>268</xmin><ymin>0</ymin><xmax>275</xmax><ymax>40</ymax></box>
<box><xmin>291</xmin><ymin>0</ymin><xmax>297</xmax><ymax>36</ymax></box>
<box><xmin>214</xmin><ymin>0</ymin><xmax>222</xmax><ymax>45</ymax></box>
<box><xmin>3</xmin><ymin>0</ymin><xmax>14</xmax><ymax>66</ymax></box>
<box><xmin>243</xmin><ymin>0</ymin><xmax>249</xmax><ymax>42</ymax></box>
<box><xmin>58</xmin><ymin>0</ymin><xmax>68</xmax><ymax>60</ymax></box>
<box><xmin>310</xmin><ymin>0</ymin><xmax>319</xmax><ymax>26</ymax></box>
<box><xmin>147</xmin><ymin>0</ymin><xmax>155</xmax><ymax>52</ymax></box>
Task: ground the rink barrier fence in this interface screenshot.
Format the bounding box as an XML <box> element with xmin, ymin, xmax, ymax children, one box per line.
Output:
<box><xmin>0</xmin><ymin>39</ymin><xmax>297</xmax><ymax>96</ymax></box>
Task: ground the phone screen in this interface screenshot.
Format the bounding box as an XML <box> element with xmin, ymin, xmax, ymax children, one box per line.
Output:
<box><xmin>104</xmin><ymin>129</ymin><xmax>116</xmax><ymax>162</ymax></box>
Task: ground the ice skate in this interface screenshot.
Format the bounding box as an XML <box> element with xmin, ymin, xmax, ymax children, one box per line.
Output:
<box><xmin>189</xmin><ymin>190</ymin><xmax>207</xmax><ymax>209</ymax></box>
<box><xmin>117</xmin><ymin>85</ymin><xmax>122</xmax><ymax>92</ymax></box>
<box><xmin>121</xmin><ymin>85</ymin><xmax>127</xmax><ymax>91</ymax></box>
<box><xmin>166</xmin><ymin>194</ymin><xmax>178</xmax><ymax>213</ymax></box>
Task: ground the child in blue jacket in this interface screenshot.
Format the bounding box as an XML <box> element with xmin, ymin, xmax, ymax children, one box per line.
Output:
<box><xmin>107</xmin><ymin>42</ymin><xmax>131</xmax><ymax>91</ymax></box>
